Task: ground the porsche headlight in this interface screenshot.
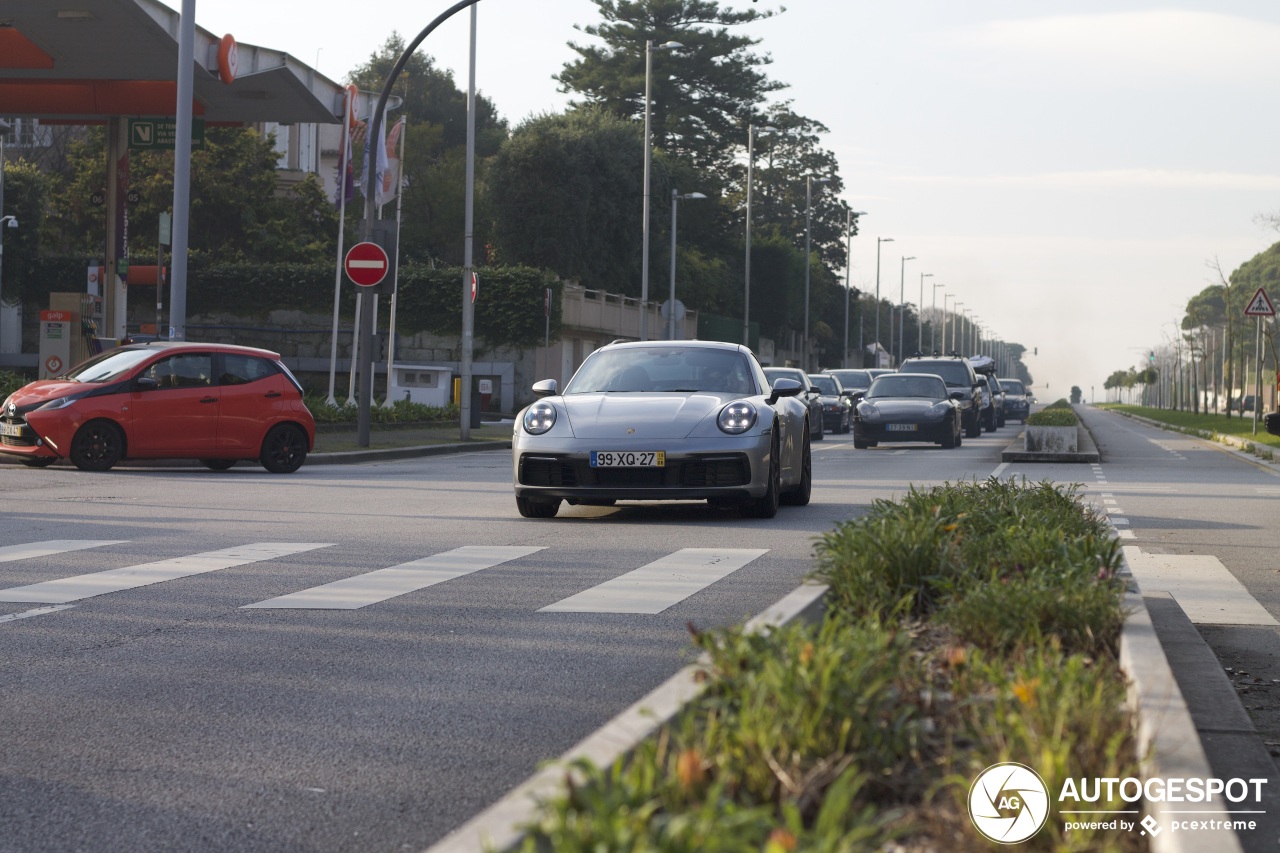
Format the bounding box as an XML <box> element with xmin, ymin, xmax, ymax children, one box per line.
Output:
<box><xmin>925</xmin><ymin>402</ymin><xmax>953</xmax><ymax>418</ymax></box>
<box><xmin>718</xmin><ymin>401</ymin><xmax>757</xmax><ymax>434</ymax></box>
<box><xmin>522</xmin><ymin>401</ymin><xmax>557</xmax><ymax>435</ymax></box>
<box><xmin>857</xmin><ymin>402</ymin><xmax>881</xmax><ymax>421</ymax></box>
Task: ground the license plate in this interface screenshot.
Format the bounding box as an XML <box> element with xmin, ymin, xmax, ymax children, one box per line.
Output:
<box><xmin>886</xmin><ymin>424</ymin><xmax>918</xmax><ymax>432</ymax></box>
<box><xmin>0</xmin><ymin>423</ymin><xmax>24</xmax><ymax>438</ymax></box>
<box><xmin>590</xmin><ymin>450</ymin><xmax>665</xmax><ymax>467</ymax></box>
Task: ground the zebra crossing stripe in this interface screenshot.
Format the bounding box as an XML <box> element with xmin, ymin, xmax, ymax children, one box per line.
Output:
<box><xmin>0</xmin><ymin>543</ymin><xmax>332</xmax><ymax>604</ymax></box>
<box><xmin>539</xmin><ymin>548</ymin><xmax>769</xmax><ymax>615</ymax></box>
<box><xmin>241</xmin><ymin>546</ymin><xmax>545</xmax><ymax>610</ymax></box>
<box><xmin>0</xmin><ymin>540</ymin><xmax>127</xmax><ymax>563</ymax></box>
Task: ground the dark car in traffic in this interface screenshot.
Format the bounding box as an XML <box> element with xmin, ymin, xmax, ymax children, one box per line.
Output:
<box><xmin>807</xmin><ymin>373</ymin><xmax>852</xmax><ymax>433</ymax></box>
<box><xmin>897</xmin><ymin>355</ymin><xmax>987</xmax><ymax>438</ymax></box>
<box><xmin>851</xmin><ymin>373</ymin><xmax>964</xmax><ymax>449</ymax></box>
<box><xmin>762</xmin><ymin>367</ymin><xmax>824</xmax><ymax>442</ymax></box>
<box><xmin>822</xmin><ymin>368</ymin><xmax>873</xmax><ymax>396</ymax></box>
<box><xmin>1000</xmin><ymin>378</ymin><xmax>1032</xmax><ymax>423</ymax></box>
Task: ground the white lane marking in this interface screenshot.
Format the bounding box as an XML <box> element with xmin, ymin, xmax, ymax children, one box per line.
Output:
<box><xmin>0</xmin><ymin>540</ymin><xmax>127</xmax><ymax>563</ymax></box>
<box><xmin>0</xmin><ymin>604</ymin><xmax>75</xmax><ymax>624</ymax></box>
<box><xmin>1105</xmin><ymin>507</ymin><xmax>1125</xmax><ymax>514</ymax></box>
<box><xmin>1111</xmin><ymin>517</ymin><xmax>1129</xmax><ymax>525</ymax></box>
<box><xmin>1117</xmin><ymin>530</ymin><xmax>1136</xmax><ymax>540</ymax></box>
<box><xmin>540</xmin><ymin>548</ymin><xmax>769</xmax><ymax>614</ymax></box>
<box><xmin>0</xmin><ymin>543</ymin><xmax>332</xmax><ymax>604</ymax></box>
<box><xmin>1124</xmin><ymin>546</ymin><xmax>1279</xmax><ymax>625</ymax></box>
<box><xmin>992</xmin><ymin>462</ymin><xmax>1010</xmax><ymax>477</ymax></box>
<box><xmin>242</xmin><ymin>546</ymin><xmax>545</xmax><ymax>610</ymax></box>
<box><xmin>1104</xmin><ymin>498</ymin><xmax>1118</xmax><ymax>504</ymax></box>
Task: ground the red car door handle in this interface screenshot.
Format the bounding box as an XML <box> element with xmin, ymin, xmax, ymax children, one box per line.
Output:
<box><xmin>200</xmin><ymin>396</ymin><xmax>217</xmax><ymax>404</ymax></box>
<box><xmin>264</xmin><ymin>391</ymin><xmax>282</xmax><ymax>398</ymax></box>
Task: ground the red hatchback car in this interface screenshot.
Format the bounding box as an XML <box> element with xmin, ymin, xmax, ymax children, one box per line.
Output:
<box><xmin>0</xmin><ymin>342</ymin><xmax>315</xmax><ymax>473</ymax></box>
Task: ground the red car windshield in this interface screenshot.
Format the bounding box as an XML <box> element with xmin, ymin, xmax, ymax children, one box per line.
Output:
<box><xmin>64</xmin><ymin>349</ymin><xmax>162</xmax><ymax>383</ymax></box>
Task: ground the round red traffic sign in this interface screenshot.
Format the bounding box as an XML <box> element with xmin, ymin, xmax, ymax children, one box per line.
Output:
<box><xmin>344</xmin><ymin>241</ymin><xmax>389</xmax><ymax>287</ymax></box>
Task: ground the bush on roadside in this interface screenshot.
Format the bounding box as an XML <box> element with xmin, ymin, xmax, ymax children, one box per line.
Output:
<box><xmin>0</xmin><ymin>370</ymin><xmax>28</xmax><ymax>400</ymax></box>
<box><xmin>518</xmin><ymin>479</ymin><xmax>1141</xmax><ymax>851</ymax></box>
<box><xmin>302</xmin><ymin>395</ymin><xmax>457</xmax><ymax>425</ymax></box>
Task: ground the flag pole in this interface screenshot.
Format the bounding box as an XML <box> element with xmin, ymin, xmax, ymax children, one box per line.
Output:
<box><xmin>326</xmin><ymin>85</ymin><xmax>355</xmax><ymax>407</ymax></box>
<box><xmin>383</xmin><ymin>115</ymin><xmax>407</xmax><ymax>407</ymax></box>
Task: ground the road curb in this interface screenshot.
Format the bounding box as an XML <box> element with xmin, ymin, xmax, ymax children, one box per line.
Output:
<box><xmin>306</xmin><ymin>440</ymin><xmax>511</xmax><ymax>466</ymax></box>
<box><xmin>1118</xmin><ymin>561</ymin><xmax>1246</xmax><ymax>853</ymax></box>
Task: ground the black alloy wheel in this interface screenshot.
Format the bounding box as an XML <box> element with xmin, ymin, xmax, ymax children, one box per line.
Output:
<box><xmin>259</xmin><ymin>424</ymin><xmax>308</xmax><ymax>474</ymax></box>
<box><xmin>741</xmin><ymin>433</ymin><xmax>781</xmax><ymax>518</ymax></box>
<box><xmin>781</xmin><ymin>430</ymin><xmax>812</xmax><ymax>506</ymax></box>
<box><xmin>70</xmin><ymin>420</ymin><xmax>125</xmax><ymax>472</ymax></box>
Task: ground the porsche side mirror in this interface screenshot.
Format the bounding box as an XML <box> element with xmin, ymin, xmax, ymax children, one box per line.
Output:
<box><xmin>767</xmin><ymin>377</ymin><xmax>803</xmax><ymax>404</ymax></box>
<box><xmin>532</xmin><ymin>379</ymin><xmax>558</xmax><ymax>398</ymax></box>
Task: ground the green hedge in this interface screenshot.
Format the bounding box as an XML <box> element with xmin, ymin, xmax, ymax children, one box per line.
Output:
<box><xmin>21</xmin><ymin>258</ymin><xmax>563</xmax><ymax>350</ymax></box>
<box><xmin>1026</xmin><ymin>407</ymin><xmax>1079</xmax><ymax>426</ymax></box>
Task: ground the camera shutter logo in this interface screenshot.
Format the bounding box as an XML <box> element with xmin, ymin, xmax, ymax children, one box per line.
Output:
<box><xmin>969</xmin><ymin>762</ymin><xmax>1050</xmax><ymax>844</ymax></box>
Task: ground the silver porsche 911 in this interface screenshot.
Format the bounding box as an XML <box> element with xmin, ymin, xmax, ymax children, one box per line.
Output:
<box><xmin>512</xmin><ymin>340</ymin><xmax>814</xmax><ymax>519</ymax></box>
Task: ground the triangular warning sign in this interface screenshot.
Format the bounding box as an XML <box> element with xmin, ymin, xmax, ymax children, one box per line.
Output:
<box><xmin>1245</xmin><ymin>287</ymin><xmax>1276</xmax><ymax>317</ymax></box>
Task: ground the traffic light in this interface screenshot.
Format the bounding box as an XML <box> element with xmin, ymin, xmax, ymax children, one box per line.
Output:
<box><xmin>1149</xmin><ymin>352</ymin><xmax>1155</xmax><ymax>364</ymax></box>
<box><xmin>1034</xmin><ymin>347</ymin><xmax>1038</xmax><ymax>356</ymax></box>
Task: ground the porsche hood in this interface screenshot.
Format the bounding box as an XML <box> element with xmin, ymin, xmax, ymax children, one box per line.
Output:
<box><xmin>560</xmin><ymin>392</ymin><xmax>737</xmax><ymax>439</ymax></box>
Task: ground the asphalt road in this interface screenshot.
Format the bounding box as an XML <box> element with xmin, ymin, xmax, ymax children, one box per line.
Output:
<box><xmin>0</xmin><ymin>413</ymin><xmax>1274</xmax><ymax>852</ymax></box>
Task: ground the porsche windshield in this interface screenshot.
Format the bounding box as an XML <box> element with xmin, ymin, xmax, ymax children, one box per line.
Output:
<box><xmin>63</xmin><ymin>348</ymin><xmax>159</xmax><ymax>383</ymax></box>
<box><xmin>867</xmin><ymin>375</ymin><xmax>947</xmax><ymax>400</ymax></box>
<box><xmin>565</xmin><ymin>347</ymin><xmax>756</xmax><ymax>395</ymax></box>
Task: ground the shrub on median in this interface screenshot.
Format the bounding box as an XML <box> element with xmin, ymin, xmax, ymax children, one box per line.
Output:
<box><xmin>518</xmin><ymin>479</ymin><xmax>1141</xmax><ymax>851</ymax></box>
<box><xmin>1027</xmin><ymin>407</ymin><xmax>1080</xmax><ymax>427</ymax></box>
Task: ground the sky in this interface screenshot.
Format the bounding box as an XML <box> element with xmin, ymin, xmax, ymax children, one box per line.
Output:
<box><xmin>177</xmin><ymin>0</ymin><xmax>1280</xmax><ymax>399</ymax></box>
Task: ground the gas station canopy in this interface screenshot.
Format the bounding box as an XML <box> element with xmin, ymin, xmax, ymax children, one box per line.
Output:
<box><xmin>0</xmin><ymin>0</ymin><xmax>345</xmax><ymax>125</ymax></box>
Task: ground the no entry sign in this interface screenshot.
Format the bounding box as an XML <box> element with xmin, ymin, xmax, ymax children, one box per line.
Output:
<box><xmin>344</xmin><ymin>241</ymin><xmax>390</xmax><ymax>287</ymax></box>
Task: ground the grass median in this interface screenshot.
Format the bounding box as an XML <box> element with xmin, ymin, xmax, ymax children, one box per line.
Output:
<box><xmin>516</xmin><ymin>478</ymin><xmax>1142</xmax><ymax>852</ymax></box>
<box><xmin>1101</xmin><ymin>403</ymin><xmax>1280</xmax><ymax>454</ymax></box>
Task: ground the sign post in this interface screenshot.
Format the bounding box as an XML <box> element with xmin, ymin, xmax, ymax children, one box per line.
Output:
<box><xmin>1244</xmin><ymin>287</ymin><xmax>1275</xmax><ymax>434</ymax></box>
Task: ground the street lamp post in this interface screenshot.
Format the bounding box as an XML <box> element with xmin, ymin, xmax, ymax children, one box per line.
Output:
<box><xmin>844</xmin><ymin>209</ymin><xmax>866</xmax><ymax>368</ymax></box>
<box><xmin>897</xmin><ymin>255</ymin><xmax>915</xmax><ymax>365</ymax></box>
<box><xmin>917</xmin><ymin>272</ymin><xmax>932</xmax><ymax>355</ymax></box>
<box><xmin>0</xmin><ymin>118</ymin><xmax>9</xmax><ymax>354</ymax></box>
<box><xmin>931</xmin><ymin>282</ymin><xmax>945</xmax><ymax>353</ymax></box>
<box><xmin>803</xmin><ymin>175</ymin><xmax>830</xmax><ymax>370</ymax></box>
<box><xmin>640</xmin><ymin>38</ymin><xmax>683</xmax><ymax>341</ymax></box>
<box><xmin>669</xmin><ymin>189</ymin><xmax>706</xmax><ymax>340</ymax></box>
<box><xmin>743</xmin><ymin>123</ymin><xmax>777</xmax><ymax>346</ymax></box>
<box><xmin>953</xmin><ymin>302</ymin><xmax>964</xmax><ymax>354</ymax></box>
<box><xmin>874</xmin><ymin>237</ymin><xmax>894</xmax><ymax>367</ymax></box>
<box><xmin>942</xmin><ymin>293</ymin><xmax>954</xmax><ymax>353</ymax></box>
